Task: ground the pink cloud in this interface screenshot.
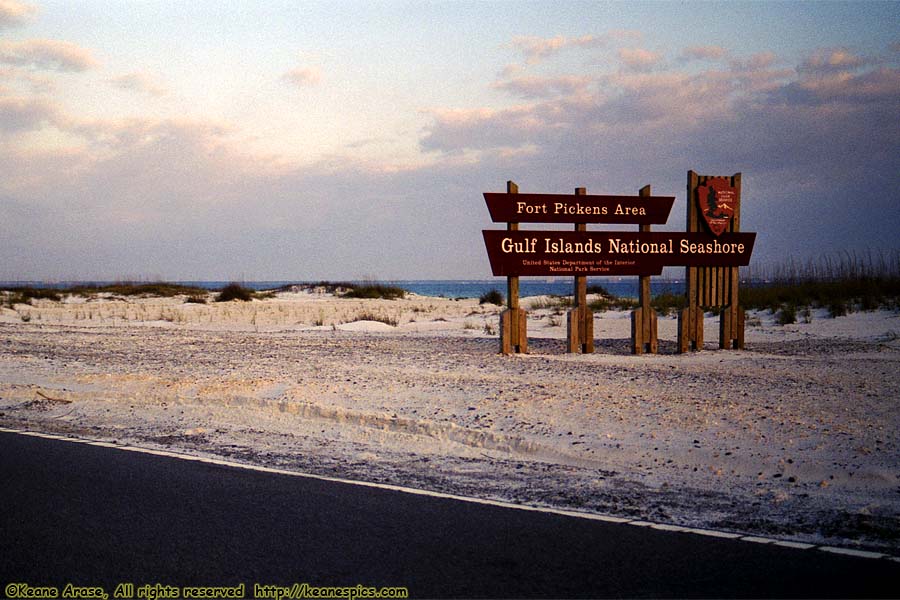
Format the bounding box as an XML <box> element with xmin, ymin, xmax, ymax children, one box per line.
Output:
<box><xmin>617</xmin><ymin>47</ymin><xmax>663</xmax><ymax>72</ymax></box>
<box><xmin>510</xmin><ymin>35</ymin><xmax>567</xmax><ymax>64</ymax></box>
<box><xmin>0</xmin><ymin>39</ymin><xmax>99</xmax><ymax>72</ymax></box>
<box><xmin>108</xmin><ymin>72</ymin><xmax>168</xmax><ymax>97</ymax></box>
<box><xmin>680</xmin><ymin>46</ymin><xmax>727</xmax><ymax>62</ymax></box>
<box><xmin>508</xmin><ymin>34</ymin><xmax>606</xmax><ymax>64</ymax></box>
<box><xmin>0</xmin><ymin>95</ymin><xmax>61</xmax><ymax>132</ymax></box>
<box><xmin>729</xmin><ymin>52</ymin><xmax>777</xmax><ymax>72</ymax></box>
<box><xmin>493</xmin><ymin>75</ymin><xmax>590</xmax><ymax>99</ymax></box>
<box><xmin>0</xmin><ymin>0</ymin><xmax>36</xmax><ymax>29</ymax></box>
<box><xmin>799</xmin><ymin>48</ymin><xmax>869</xmax><ymax>73</ymax></box>
<box><xmin>777</xmin><ymin>66</ymin><xmax>900</xmax><ymax>105</ymax></box>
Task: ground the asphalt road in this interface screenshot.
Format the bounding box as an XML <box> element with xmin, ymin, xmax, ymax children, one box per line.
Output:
<box><xmin>1</xmin><ymin>430</ymin><xmax>898</xmax><ymax>599</ymax></box>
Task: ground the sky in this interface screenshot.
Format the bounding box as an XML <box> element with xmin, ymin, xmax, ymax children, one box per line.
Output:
<box><xmin>1</xmin><ymin>0</ymin><xmax>898</xmax><ymax>281</ymax></box>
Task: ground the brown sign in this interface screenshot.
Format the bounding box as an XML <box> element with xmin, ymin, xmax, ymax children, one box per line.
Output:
<box><xmin>484</xmin><ymin>192</ymin><xmax>675</xmax><ymax>224</ymax></box>
<box><xmin>697</xmin><ymin>178</ymin><xmax>737</xmax><ymax>236</ymax></box>
<box><xmin>483</xmin><ymin>230</ymin><xmax>756</xmax><ymax>276</ymax></box>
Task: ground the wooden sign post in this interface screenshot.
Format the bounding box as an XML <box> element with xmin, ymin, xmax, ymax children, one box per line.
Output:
<box><xmin>567</xmin><ymin>187</ymin><xmax>593</xmax><ymax>353</ymax></box>
<box><xmin>679</xmin><ymin>171</ymin><xmax>746</xmax><ymax>352</ymax></box>
<box><xmin>499</xmin><ymin>181</ymin><xmax>527</xmax><ymax>354</ymax></box>
<box><xmin>631</xmin><ymin>185</ymin><xmax>658</xmax><ymax>354</ymax></box>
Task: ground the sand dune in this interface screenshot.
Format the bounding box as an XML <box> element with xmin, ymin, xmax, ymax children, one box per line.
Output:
<box><xmin>1</xmin><ymin>290</ymin><xmax>898</xmax><ymax>553</ymax></box>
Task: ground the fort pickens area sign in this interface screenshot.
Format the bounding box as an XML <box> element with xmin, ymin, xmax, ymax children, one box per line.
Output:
<box><xmin>482</xmin><ymin>174</ymin><xmax>756</xmax><ymax>354</ymax></box>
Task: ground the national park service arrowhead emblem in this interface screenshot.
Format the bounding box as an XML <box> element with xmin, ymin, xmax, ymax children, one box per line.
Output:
<box><xmin>697</xmin><ymin>178</ymin><xmax>737</xmax><ymax>236</ymax></box>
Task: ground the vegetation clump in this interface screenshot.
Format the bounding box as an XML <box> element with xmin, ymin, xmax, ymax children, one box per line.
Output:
<box><xmin>276</xmin><ymin>281</ymin><xmax>353</xmax><ymax>294</ymax></box>
<box><xmin>650</xmin><ymin>293</ymin><xmax>687</xmax><ymax>316</ymax></box>
<box><xmin>586</xmin><ymin>284</ymin><xmax>611</xmax><ymax>296</ymax></box>
<box><xmin>2</xmin><ymin>287</ymin><xmax>62</xmax><ymax>307</ymax></box>
<box><xmin>215</xmin><ymin>283</ymin><xmax>255</xmax><ymax>302</ymax></box>
<box><xmin>341</xmin><ymin>284</ymin><xmax>406</xmax><ymax>300</ymax></box>
<box><xmin>479</xmin><ymin>289</ymin><xmax>504</xmax><ymax>306</ymax></box>
<box><xmin>274</xmin><ymin>281</ymin><xmax>407</xmax><ymax>299</ymax></box>
<box><xmin>68</xmin><ymin>282</ymin><xmax>209</xmax><ymax>298</ymax></box>
<box><xmin>740</xmin><ymin>251</ymin><xmax>900</xmax><ymax>319</ymax></box>
<box><xmin>352</xmin><ymin>311</ymin><xmax>399</xmax><ymax>327</ymax></box>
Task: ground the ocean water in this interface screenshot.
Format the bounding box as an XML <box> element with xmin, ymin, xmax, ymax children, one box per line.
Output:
<box><xmin>2</xmin><ymin>279</ymin><xmax>687</xmax><ymax>300</ymax></box>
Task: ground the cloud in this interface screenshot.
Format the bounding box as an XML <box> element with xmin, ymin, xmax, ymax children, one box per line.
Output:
<box><xmin>2</xmin><ymin>35</ymin><xmax>898</xmax><ymax>280</ymax></box>
<box><xmin>0</xmin><ymin>95</ymin><xmax>61</xmax><ymax>132</ymax></box>
<box><xmin>728</xmin><ymin>52</ymin><xmax>777</xmax><ymax>72</ymax></box>
<box><xmin>419</xmin><ymin>47</ymin><xmax>899</xmax><ymax>268</ymax></box>
<box><xmin>0</xmin><ymin>39</ymin><xmax>100</xmax><ymax>72</ymax></box>
<box><xmin>509</xmin><ymin>35</ymin><xmax>568</xmax><ymax>64</ymax></box>
<box><xmin>798</xmin><ymin>48</ymin><xmax>869</xmax><ymax>74</ymax></box>
<box><xmin>493</xmin><ymin>75</ymin><xmax>590</xmax><ymax>99</ymax></box>
<box><xmin>282</xmin><ymin>66</ymin><xmax>322</xmax><ymax>88</ymax></box>
<box><xmin>498</xmin><ymin>63</ymin><xmax>523</xmax><ymax>79</ymax></box>
<box><xmin>508</xmin><ymin>34</ymin><xmax>605</xmax><ymax>65</ymax></box>
<box><xmin>680</xmin><ymin>46</ymin><xmax>727</xmax><ymax>62</ymax></box>
<box><xmin>771</xmin><ymin>66</ymin><xmax>900</xmax><ymax>106</ymax></box>
<box><xmin>617</xmin><ymin>47</ymin><xmax>663</xmax><ymax>72</ymax></box>
<box><xmin>0</xmin><ymin>0</ymin><xmax>35</xmax><ymax>29</ymax></box>
<box><xmin>108</xmin><ymin>72</ymin><xmax>168</xmax><ymax>97</ymax></box>
<box><xmin>0</xmin><ymin>110</ymin><xmax>500</xmax><ymax>279</ymax></box>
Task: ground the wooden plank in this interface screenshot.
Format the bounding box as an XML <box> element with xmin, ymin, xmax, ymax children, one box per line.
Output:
<box><xmin>680</xmin><ymin>171</ymin><xmax>700</xmax><ymax>353</ymax></box>
<box><xmin>696</xmin><ymin>307</ymin><xmax>704</xmax><ymax>350</ymax></box>
<box><xmin>686</xmin><ymin>170</ymin><xmax>699</xmax><ymax>306</ymax></box>
<box><xmin>631</xmin><ymin>309</ymin><xmax>643</xmax><ymax>355</ymax></box>
<box><xmin>500</xmin><ymin>309</ymin><xmax>511</xmax><ymax>354</ymax></box>
<box><xmin>678</xmin><ymin>306</ymin><xmax>703</xmax><ymax>352</ymax></box>
<box><xmin>501</xmin><ymin>180</ymin><xmax>526</xmax><ymax>354</ymax></box>
<box><xmin>573</xmin><ymin>187</ymin><xmax>588</xmax><ymax>307</ymax></box>
<box><xmin>716</xmin><ymin>266</ymin><xmax>725</xmax><ymax>306</ymax></box>
<box><xmin>568</xmin><ymin>187</ymin><xmax>593</xmax><ymax>354</ymax></box>
<box><xmin>720</xmin><ymin>307</ymin><xmax>731</xmax><ymax>349</ymax></box>
<box><xmin>637</xmin><ymin>184</ymin><xmax>657</xmax><ymax>354</ymax></box>
<box><xmin>517</xmin><ymin>308</ymin><xmax>528</xmax><ymax>354</ymax></box>
<box><xmin>507</xmin><ymin>180</ymin><xmax>519</xmax><ymax>311</ymax></box>
<box><xmin>583</xmin><ymin>305</ymin><xmax>593</xmax><ymax>353</ymax></box>
<box><xmin>678</xmin><ymin>307</ymin><xmax>688</xmax><ymax>353</ymax></box>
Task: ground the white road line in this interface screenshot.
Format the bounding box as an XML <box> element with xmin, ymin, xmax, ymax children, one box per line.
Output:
<box><xmin>819</xmin><ymin>547</ymin><xmax>886</xmax><ymax>560</ymax></box>
<box><xmin>740</xmin><ymin>536</ymin><xmax>776</xmax><ymax>545</ymax></box>
<box><xmin>1</xmin><ymin>426</ymin><xmax>896</xmax><ymax>562</ymax></box>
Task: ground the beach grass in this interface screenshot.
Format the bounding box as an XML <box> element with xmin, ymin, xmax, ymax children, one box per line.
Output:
<box><xmin>340</xmin><ymin>283</ymin><xmax>406</xmax><ymax>300</ymax></box>
<box><xmin>740</xmin><ymin>250</ymin><xmax>900</xmax><ymax>317</ymax></box>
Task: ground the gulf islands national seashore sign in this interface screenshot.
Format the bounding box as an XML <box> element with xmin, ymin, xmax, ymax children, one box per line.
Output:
<box><xmin>482</xmin><ymin>189</ymin><xmax>755</xmax><ymax>278</ymax></box>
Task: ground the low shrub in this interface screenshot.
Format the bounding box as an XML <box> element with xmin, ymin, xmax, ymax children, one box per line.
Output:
<box><xmin>479</xmin><ymin>289</ymin><xmax>504</xmax><ymax>305</ymax></box>
<box><xmin>1</xmin><ymin>287</ymin><xmax>62</xmax><ymax>305</ymax></box>
<box><xmin>215</xmin><ymin>283</ymin><xmax>255</xmax><ymax>302</ymax></box>
<box><xmin>342</xmin><ymin>284</ymin><xmax>406</xmax><ymax>300</ymax></box>
<box><xmin>777</xmin><ymin>304</ymin><xmax>797</xmax><ymax>326</ymax></box>
<box><xmin>586</xmin><ymin>284</ymin><xmax>611</xmax><ymax>296</ymax></box>
<box><xmin>68</xmin><ymin>283</ymin><xmax>208</xmax><ymax>298</ymax></box>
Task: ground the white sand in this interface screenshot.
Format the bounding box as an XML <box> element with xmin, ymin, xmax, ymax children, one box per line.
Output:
<box><xmin>1</xmin><ymin>290</ymin><xmax>898</xmax><ymax>552</ymax></box>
